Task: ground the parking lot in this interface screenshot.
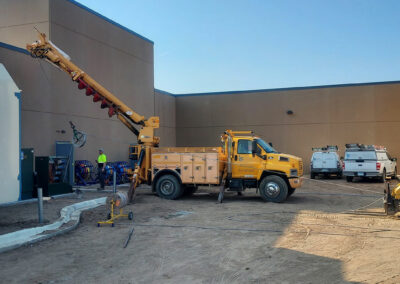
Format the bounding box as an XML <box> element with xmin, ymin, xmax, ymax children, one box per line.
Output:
<box><xmin>1</xmin><ymin>178</ymin><xmax>400</xmax><ymax>283</ymax></box>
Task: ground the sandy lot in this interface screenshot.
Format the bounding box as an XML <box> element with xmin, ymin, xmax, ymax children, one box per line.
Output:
<box><xmin>1</xmin><ymin>178</ymin><xmax>400</xmax><ymax>283</ymax></box>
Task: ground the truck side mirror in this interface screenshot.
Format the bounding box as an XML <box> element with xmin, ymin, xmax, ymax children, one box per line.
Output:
<box><xmin>392</xmin><ymin>158</ymin><xmax>397</xmax><ymax>162</ymax></box>
<box><xmin>252</xmin><ymin>140</ymin><xmax>257</xmax><ymax>155</ymax></box>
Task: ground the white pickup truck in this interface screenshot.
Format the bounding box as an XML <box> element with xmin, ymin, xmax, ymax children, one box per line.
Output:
<box><xmin>343</xmin><ymin>144</ymin><xmax>397</xmax><ymax>182</ymax></box>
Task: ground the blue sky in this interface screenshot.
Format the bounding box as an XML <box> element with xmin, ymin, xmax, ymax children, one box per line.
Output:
<box><xmin>78</xmin><ymin>0</ymin><xmax>400</xmax><ymax>94</ymax></box>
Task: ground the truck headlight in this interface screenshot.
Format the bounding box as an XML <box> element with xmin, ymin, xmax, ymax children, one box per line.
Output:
<box><xmin>290</xmin><ymin>169</ymin><xmax>298</xmax><ymax>177</ymax></box>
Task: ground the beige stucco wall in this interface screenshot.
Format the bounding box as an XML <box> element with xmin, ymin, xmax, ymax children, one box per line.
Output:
<box><xmin>0</xmin><ymin>0</ymin><xmax>49</xmax><ymax>49</ymax></box>
<box><xmin>175</xmin><ymin>83</ymin><xmax>400</xmax><ymax>173</ymax></box>
<box><xmin>154</xmin><ymin>90</ymin><xmax>176</xmax><ymax>147</ymax></box>
<box><xmin>0</xmin><ymin>0</ymin><xmax>156</xmax><ymax>163</ymax></box>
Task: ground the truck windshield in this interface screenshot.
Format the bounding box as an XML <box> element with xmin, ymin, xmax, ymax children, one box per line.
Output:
<box><xmin>345</xmin><ymin>151</ymin><xmax>376</xmax><ymax>160</ymax></box>
<box><xmin>256</xmin><ymin>139</ymin><xmax>278</xmax><ymax>153</ymax></box>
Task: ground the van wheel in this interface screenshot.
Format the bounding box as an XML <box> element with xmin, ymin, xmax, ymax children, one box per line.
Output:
<box><xmin>380</xmin><ymin>169</ymin><xmax>386</xmax><ymax>183</ymax></box>
<box><xmin>259</xmin><ymin>175</ymin><xmax>288</xmax><ymax>203</ymax></box>
<box><xmin>346</xmin><ymin>176</ymin><xmax>353</xmax><ymax>182</ymax></box>
<box><xmin>155</xmin><ymin>175</ymin><xmax>183</xmax><ymax>200</ymax></box>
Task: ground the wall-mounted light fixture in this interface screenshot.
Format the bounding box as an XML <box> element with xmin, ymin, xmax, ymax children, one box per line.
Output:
<box><xmin>286</xmin><ymin>110</ymin><xmax>294</xmax><ymax>115</ymax></box>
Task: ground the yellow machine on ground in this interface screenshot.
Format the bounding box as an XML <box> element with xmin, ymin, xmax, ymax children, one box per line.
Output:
<box><xmin>97</xmin><ymin>192</ymin><xmax>133</xmax><ymax>227</ymax></box>
<box><xmin>384</xmin><ymin>182</ymin><xmax>400</xmax><ymax>215</ymax></box>
<box><xmin>27</xmin><ymin>32</ymin><xmax>303</xmax><ymax>204</ymax></box>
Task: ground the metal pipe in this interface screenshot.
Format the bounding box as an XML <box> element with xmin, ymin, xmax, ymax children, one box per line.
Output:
<box><xmin>227</xmin><ymin>134</ymin><xmax>232</xmax><ymax>179</ymax></box>
<box><xmin>117</xmin><ymin>114</ymin><xmax>139</xmax><ymax>136</ymax></box>
<box><xmin>37</xmin><ymin>187</ymin><xmax>44</xmax><ymax>224</ymax></box>
<box><xmin>113</xmin><ymin>170</ymin><xmax>117</xmax><ymax>194</ymax></box>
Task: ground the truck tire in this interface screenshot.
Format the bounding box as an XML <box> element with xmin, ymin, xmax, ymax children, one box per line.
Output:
<box><xmin>310</xmin><ymin>173</ymin><xmax>315</xmax><ymax>179</ymax></box>
<box><xmin>155</xmin><ymin>175</ymin><xmax>183</xmax><ymax>200</ymax></box>
<box><xmin>259</xmin><ymin>175</ymin><xmax>288</xmax><ymax>203</ymax></box>
<box><xmin>393</xmin><ymin>167</ymin><xmax>397</xmax><ymax>180</ymax></box>
<box><xmin>346</xmin><ymin>176</ymin><xmax>353</xmax><ymax>182</ymax></box>
<box><xmin>380</xmin><ymin>169</ymin><xmax>386</xmax><ymax>183</ymax></box>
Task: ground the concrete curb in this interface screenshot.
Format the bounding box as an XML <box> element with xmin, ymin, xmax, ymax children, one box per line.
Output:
<box><xmin>0</xmin><ymin>197</ymin><xmax>107</xmax><ymax>254</ymax></box>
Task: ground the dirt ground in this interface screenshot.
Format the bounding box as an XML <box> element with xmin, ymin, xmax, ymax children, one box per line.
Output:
<box><xmin>0</xmin><ymin>191</ymin><xmax>107</xmax><ymax>235</ymax></box>
<box><xmin>1</xmin><ymin>178</ymin><xmax>400</xmax><ymax>283</ymax></box>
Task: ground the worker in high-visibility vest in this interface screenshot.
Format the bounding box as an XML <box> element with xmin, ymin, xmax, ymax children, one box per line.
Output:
<box><xmin>97</xmin><ymin>148</ymin><xmax>107</xmax><ymax>190</ymax></box>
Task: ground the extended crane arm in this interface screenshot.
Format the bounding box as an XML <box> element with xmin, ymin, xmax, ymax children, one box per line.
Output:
<box><xmin>27</xmin><ymin>31</ymin><xmax>159</xmax><ymax>146</ymax></box>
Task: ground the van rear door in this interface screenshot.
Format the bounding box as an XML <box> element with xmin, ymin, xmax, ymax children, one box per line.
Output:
<box><xmin>312</xmin><ymin>152</ymin><xmax>337</xmax><ymax>169</ymax></box>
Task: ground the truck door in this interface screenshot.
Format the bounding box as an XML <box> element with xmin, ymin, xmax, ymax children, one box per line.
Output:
<box><xmin>231</xmin><ymin>139</ymin><xmax>260</xmax><ymax>179</ymax></box>
<box><xmin>384</xmin><ymin>152</ymin><xmax>395</xmax><ymax>174</ymax></box>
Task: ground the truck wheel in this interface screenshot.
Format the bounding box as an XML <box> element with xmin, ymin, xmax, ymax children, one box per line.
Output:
<box><xmin>155</xmin><ymin>175</ymin><xmax>183</xmax><ymax>200</ymax></box>
<box><xmin>183</xmin><ymin>185</ymin><xmax>198</xmax><ymax>196</ymax></box>
<box><xmin>346</xmin><ymin>176</ymin><xmax>353</xmax><ymax>182</ymax></box>
<box><xmin>259</xmin><ymin>175</ymin><xmax>288</xmax><ymax>203</ymax></box>
<box><xmin>310</xmin><ymin>173</ymin><xmax>315</xmax><ymax>179</ymax></box>
<box><xmin>380</xmin><ymin>169</ymin><xmax>386</xmax><ymax>183</ymax></box>
<box><xmin>393</xmin><ymin>167</ymin><xmax>397</xmax><ymax>180</ymax></box>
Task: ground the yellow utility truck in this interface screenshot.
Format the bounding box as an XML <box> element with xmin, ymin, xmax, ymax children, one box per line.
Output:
<box><xmin>151</xmin><ymin>131</ymin><xmax>303</xmax><ymax>202</ymax></box>
<box><xmin>27</xmin><ymin>32</ymin><xmax>303</xmax><ymax>203</ymax></box>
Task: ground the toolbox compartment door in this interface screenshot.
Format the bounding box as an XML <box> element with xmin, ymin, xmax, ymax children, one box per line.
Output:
<box><xmin>193</xmin><ymin>154</ymin><xmax>206</xmax><ymax>183</ymax></box>
<box><xmin>205</xmin><ymin>153</ymin><xmax>219</xmax><ymax>184</ymax></box>
<box><xmin>181</xmin><ymin>154</ymin><xmax>194</xmax><ymax>183</ymax></box>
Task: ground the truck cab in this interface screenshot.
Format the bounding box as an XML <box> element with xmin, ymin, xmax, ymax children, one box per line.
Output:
<box><xmin>225</xmin><ymin>131</ymin><xmax>303</xmax><ymax>202</ymax></box>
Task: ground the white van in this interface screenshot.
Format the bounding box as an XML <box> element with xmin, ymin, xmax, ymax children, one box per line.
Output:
<box><xmin>310</xmin><ymin>146</ymin><xmax>342</xmax><ymax>179</ymax></box>
<box><xmin>343</xmin><ymin>144</ymin><xmax>397</xmax><ymax>182</ymax></box>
